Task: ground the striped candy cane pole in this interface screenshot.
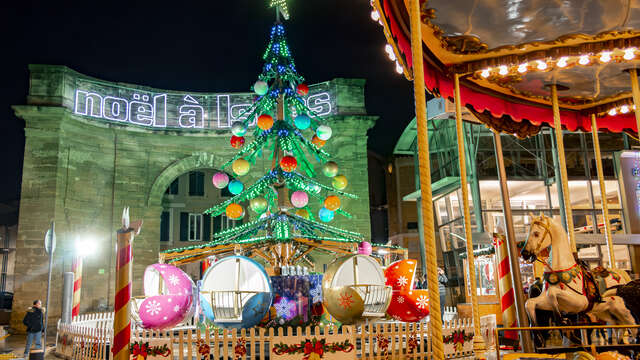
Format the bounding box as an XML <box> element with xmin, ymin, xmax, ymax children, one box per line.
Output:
<box><xmin>113</xmin><ymin>208</ymin><xmax>142</xmax><ymax>360</ymax></box>
<box><xmin>493</xmin><ymin>233</ymin><xmax>518</xmax><ymax>340</ymax></box>
<box><xmin>71</xmin><ymin>256</ymin><xmax>82</xmax><ymax>318</ymax></box>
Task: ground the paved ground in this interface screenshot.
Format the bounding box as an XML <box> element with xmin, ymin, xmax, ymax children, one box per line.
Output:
<box><xmin>0</xmin><ymin>335</ymin><xmax>56</xmax><ymax>359</ymax></box>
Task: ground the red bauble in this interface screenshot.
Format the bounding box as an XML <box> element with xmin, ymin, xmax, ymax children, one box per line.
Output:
<box><xmin>297</xmin><ymin>83</ymin><xmax>309</xmax><ymax>96</ymax></box>
<box><xmin>280</xmin><ymin>156</ymin><xmax>298</xmax><ymax>172</ymax></box>
<box><xmin>384</xmin><ymin>259</ymin><xmax>430</xmax><ymax>322</ymax></box>
<box><xmin>230</xmin><ymin>136</ymin><xmax>245</xmax><ymax>149</ymax></box>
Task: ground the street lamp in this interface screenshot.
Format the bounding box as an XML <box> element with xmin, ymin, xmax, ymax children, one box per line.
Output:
<box><xmin>71</xmin><ymin>236</ymin><xmax>97</xmax><ymax>319</ymax></box>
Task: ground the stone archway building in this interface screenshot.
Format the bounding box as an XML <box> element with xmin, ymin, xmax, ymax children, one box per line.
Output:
<box><xmin>10</xmin><ymin>65</ymin><xmax>377</xmax><ymax>331</ymax></box>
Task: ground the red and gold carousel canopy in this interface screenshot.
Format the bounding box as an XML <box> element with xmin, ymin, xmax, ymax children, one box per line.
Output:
<box><xmin>372</xmin><ymin>0</ymin><xmax>640</xmax><ymax>137</ymax></box>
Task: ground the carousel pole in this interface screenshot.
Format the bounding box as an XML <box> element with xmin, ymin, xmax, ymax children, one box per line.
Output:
<box><xmin>493</xmin><ymin>131</ymin><xmax>534</xmax><ymax>352</ymax></box>
<box><xmin>590</xmin><ymin>114</ymin><xmax>616</xmax><ymax>268</ymax></box>
<box><xmin>408</xmin><ymin>0</ymin><xmax>444</xmax><ymax>357</ymax></box>
<box><xmin>550</xmin><ymin>84</ymin><xmax>577</xmax><ymax>253</ymax></box>
<box><xmin>453</xmin><ymin>73</ymin><xmax>486</xmax><ymax>355</ymax></box>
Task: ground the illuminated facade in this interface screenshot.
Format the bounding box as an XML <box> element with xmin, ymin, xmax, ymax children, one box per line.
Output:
<box><xmin>10</xmin><ymin>65</ymin><xmax>377</xmax><ymax>332</ymax></box>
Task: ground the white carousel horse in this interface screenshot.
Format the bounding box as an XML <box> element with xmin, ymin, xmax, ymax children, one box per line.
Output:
<box><xmin>520</xmin><ymin>213</ymin><xmax>636</xmax><ymax>339</ymax></box>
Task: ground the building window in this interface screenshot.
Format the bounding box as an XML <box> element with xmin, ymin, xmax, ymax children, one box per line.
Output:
<box><xmin>188</xmin><ymin>213</ymin><xmax>202</xmax><ymax>241</ymax></box>
<box><xmin>160</xmin><ymin>211</ymin><xmax>171</xmax><ymax>242</ymax></box>
<box><xmin>189</xmin><ymin>171</ymin><xmax>205</xmax><ymax>196</ymax></box>
<box><xmin>165</xmin><ymin>178</ymin><xmax>179</xmax><ymax>195</ymax></box>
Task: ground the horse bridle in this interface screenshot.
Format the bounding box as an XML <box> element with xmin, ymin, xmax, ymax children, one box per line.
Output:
<box><xmin>525</xmin><ymin>216</ymin><xmax>552</xmax><ymax>259</ymax></box>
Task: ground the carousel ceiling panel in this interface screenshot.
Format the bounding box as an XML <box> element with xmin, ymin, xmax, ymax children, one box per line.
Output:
<box><xmin>502</xmin><ymin>60</ymin><xmax>640</xmax><ymax>104</ymax></box>
<box><xmin>427</xmin><ymin>0</ymin><xmax>640</xmax><ymax>52</ymax></box>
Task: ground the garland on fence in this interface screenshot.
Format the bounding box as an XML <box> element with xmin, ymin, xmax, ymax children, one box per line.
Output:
<box><xmin>195</xmin><ymin>339</ymin><xmax>210</xmax><ymax>359</ymax></box>
<box><xmin>130</xmin><ymin>341</ymin><xmax>171</xmax><ymax>360</ymax></box>
<box><xmin>443</xmin><ymin>330</ymin><xmax>474</xmax><ymax>352</ymax></box>
<box><xmin>407</xmin><ymin>332</ymin><xmax>418</xmax><ymax>354</ymax></box>
<box><xmin>234</xmin><ymin>338</ymin><xmax>247</xmax><ymax>359</ymax></box>
<box><xmin>376</xmin><ymin>334</ymin><xmax>389</xmax><ymax>360</ymax></box>
<box><xmin>272</xmin><ymin>338</ymin><xmax>354</xmax><ymax>360</ymax></box>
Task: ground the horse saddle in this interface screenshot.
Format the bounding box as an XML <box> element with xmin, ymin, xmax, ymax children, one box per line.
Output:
<box><xmin>590</xmin><ymin>266</ymin><xmax>621</xmax><ymax>294</ymax></box>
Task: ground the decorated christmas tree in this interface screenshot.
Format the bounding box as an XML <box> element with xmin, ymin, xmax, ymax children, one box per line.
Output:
<box><xmin>198</xmin><ymin>4</ymin><xmax>363</xmax><ymax>271</ymax></box>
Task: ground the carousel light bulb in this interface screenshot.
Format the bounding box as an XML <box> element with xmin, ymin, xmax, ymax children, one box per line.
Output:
<box><xmin>517</xmin><ymin>63</ymin><xmax>528</xmax><ymax>73</ymax></box>
<box><xmin>624</xmin><ymin>48</ymin><xmax>636</xmax><ymax>60</ymax></box>
<box><xmin>387</xmin><ymin>51</ymin><xmax>396</xmax><ymax>61</ymax></box>
<box><xmin>395</xmin><ymin>62</ymin><xmax>403</xmax><ymax>74</ymax></box>
<box><xmin>371</xmin><ymin>10</ymin><xmax>380</xmax><ymax>21</ymax></box>
<box><xmin>536</xmin><ymin>60</ymin><xmax>547</xmax><ymax>70</ymax></box>
<box><xmin>557</xmin><ymin>57</ymin><xmax>569</xmax><ymax>67</ymax></box>
<box><xmin>480</xmin><ymin>68</ymin><xmax>491</xmax><ymax>78</ymax></box>
<box><xmin>634</xmin><ymin>105</ymin><xmax>637</xmax><ymax>110</ymax></box>
<box><xmin>385</xmin><ymin>44</ymin><xmax>393</xmax><ymax>54</ymax></box>
<box><xmin>599</xmin><ymin>51</ymin><xmax>612</xmax><ymax>63</ymax></box>
<box><xmin>609</xmin><ymin>108</ymin><xmax>617</xmax><ymax>116</ymax></box>
<box><xmin>578</xmin><ymin>55</ymin><xmax>590</xmax><ymax>65</ymax></box>
<box><xmin>621</xmin><ymin>105</ymin><xmax>630</xmax><ymax>114</ymax></box>
<box><xmin>498</xmin><ymin>65</ymin><xmax>508</xmax><ymax>75</ymax></box>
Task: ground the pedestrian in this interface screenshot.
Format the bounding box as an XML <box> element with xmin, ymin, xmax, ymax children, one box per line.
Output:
<box><xmin>23</xmin><ymin>300</ymin><xmax>44</xmax><ymax>357</ymax></box>
<box><xmin>420</xmin><ymin>274</ymin><xmax>428</xmax><ymax>290</ymax></box>
<box><xmin>437</xmin><ymin>267</ymin><xmax>448</xmax><ymax>313</ymax></box>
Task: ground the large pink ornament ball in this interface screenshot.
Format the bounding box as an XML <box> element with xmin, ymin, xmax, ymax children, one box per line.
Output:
<box><xmin>291</xmin><ymin>191</ymin><xmax>309</xmax><ymax>208</ymax></box>
<box><xmin>358</xmin><ymin>241</ymin><xmax>372</xmax><ymax>255</ymax></box>
<box><xmin>212</xmin><ymin>172</ymin><xmax>229</xmax><ymax>189</ymax></box>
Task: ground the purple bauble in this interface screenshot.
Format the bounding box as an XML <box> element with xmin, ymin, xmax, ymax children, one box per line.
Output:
<box><xmin>212</xmin><ymin>172</ymin><xmax>229</xmax><ymax>189</ymax></box>
<box><xmin>358</xmin><ymin>241</ymin><xmax>372</xmax><ymax>255</ymax></box>
<box><xmin>291</xmin><ymin>191</ymin><xmax>309</xmax><ymax>208</ymax></box>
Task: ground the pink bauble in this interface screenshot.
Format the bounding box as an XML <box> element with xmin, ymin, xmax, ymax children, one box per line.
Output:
<box><xmin>291</xmin><ymin>191</ymin><xmax>309</xmax><ymax>208</ymax></box>
<box><xmin>358</xmin><ymin>241</ymin><xmax>372</xmax><ymax>255</ymax></box>
<box><xmin>212</xmin><ymin>172</ymin><xmax>229</xmax><ymax>189</ymax></box>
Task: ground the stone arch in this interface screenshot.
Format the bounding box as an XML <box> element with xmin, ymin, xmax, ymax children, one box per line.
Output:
<box><xmin>147</xmin><ymin>152</ymin><xmax>224</xmax><ymax>207</ymax></box>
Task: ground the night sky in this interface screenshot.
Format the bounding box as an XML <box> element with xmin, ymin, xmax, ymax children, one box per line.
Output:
<box><xmin>0</xmin><ymin>1</ymin><xmax>414</xmax><ymax>203</ymax></box>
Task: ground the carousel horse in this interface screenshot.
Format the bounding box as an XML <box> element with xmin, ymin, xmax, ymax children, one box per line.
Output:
<box><xmin>520</xmin><ymin>213</ymin><xmax>637</xmax><ymax>341</ymax></box>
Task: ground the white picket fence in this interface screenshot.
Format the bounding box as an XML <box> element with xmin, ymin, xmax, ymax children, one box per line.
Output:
<box><xmin>56</xmin><ymin>311</ymin><xmax>492</xmax><ymax>359</ymax></box>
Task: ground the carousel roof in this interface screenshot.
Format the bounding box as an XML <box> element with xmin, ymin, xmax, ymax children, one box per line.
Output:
<box><xmin>372</xmin><ymin>0</ymin><xmax>640</xmax><ymax>135</ymax></box>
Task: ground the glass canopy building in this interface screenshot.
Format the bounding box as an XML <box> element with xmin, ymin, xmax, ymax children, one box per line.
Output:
<box><xmin>387</xmin><ymin>98</ymin><xmax>638</xmax><ymax>306</ymax></box>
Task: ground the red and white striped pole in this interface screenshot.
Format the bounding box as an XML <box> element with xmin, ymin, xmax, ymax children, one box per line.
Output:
<box><xmin>113</xmin><ymin>208</ymin><xmax>142</xmax><ymax>360</ymax></box>
<box><xmin>71</xmin><ymin>256</ymin><xmax>82</xmax><ymax>319</ymax></box>
<box><xmin>493</xmin><ymin>232</ymin><xmax>518</xmax><ymax>340</ymax></box>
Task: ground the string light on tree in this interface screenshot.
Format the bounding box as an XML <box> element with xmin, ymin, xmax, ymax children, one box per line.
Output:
<box><xmin>269</xmin><ymin>0</ymin><xmax>290</xmax><ymax>20</ymax></box>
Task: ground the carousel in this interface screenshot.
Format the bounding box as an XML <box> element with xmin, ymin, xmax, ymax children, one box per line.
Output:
<box><xmin>370</xmin><ymin>0</ymin><xmax>640</xmax><ymax>357</ymax></box>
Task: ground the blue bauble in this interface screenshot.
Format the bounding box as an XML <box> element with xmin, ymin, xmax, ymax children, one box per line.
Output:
<box><xmin>318</xmin><ymin>207</ymin><xmax>335</xmax><ymax>222</ymax></box>
<box><xmin>294</xmin><ymin>115</ymin><xmax>311</xmax><ymax>130</ymax></box>
<box><xmin>228</xmin><ymin>180</ymin><xmax>244</xmax><ymax>195</ymax></box>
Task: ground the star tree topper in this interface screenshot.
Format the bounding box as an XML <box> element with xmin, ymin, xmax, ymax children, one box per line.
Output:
<box><xmin>270</xmin><ymin>0</ymin><xmax>290</xmax><ymax>20</ymax></box>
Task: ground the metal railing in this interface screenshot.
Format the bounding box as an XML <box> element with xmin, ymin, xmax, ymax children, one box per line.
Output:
<box><xmin>202</xmin><ymin>290</ymin><xmax>267</xmax><ymax>323</ymax></box>
<box><xmin>350</xmin><ymin>284</ymin><xmax>392</xmax><ymax>317</ymax></box>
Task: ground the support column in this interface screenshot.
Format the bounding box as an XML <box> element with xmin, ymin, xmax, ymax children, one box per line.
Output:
<box><xmin>591</xmin><ymin>115</ymin><xmax>616</xmax><ymax>268</ymax></box>
<box><xmin>467</xmin><ymin>124</ymin><xmax>484</xmax><ymax>231</ymax></box>
<box><xmin>453</xmin><ymin>74</ymin><xmax>486</xmax><ymax>355</ymax></box>
<box><xmin>408</xmin><ymin>0</ymin><xmax>443</xmax><ymax>356</ymax></box>
<box><xmin>493</xmin><ymin>131</ymin><xmax>534</xmax><ymax>352</ymax></box>
<box><xmin>414</xmin><ymin>149</ymin><xmax>427</xmax><ymax>276</ymax></box>
<box><xmin>71</xmin><ymin>257</ymin><xmax>82</xmax><ymax>319</ymax></box>
<box><xmin>550</xmin><ymin>129</ymin><xmax>568</xmax><ymax>230</ymax></box>
<box><xmin>550</xmin><ymin>84</ymin><xmax>576</xmax><ymax>252</ymax></box>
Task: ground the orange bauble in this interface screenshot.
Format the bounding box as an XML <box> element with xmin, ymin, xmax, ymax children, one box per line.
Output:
<box><xmin>324</xmin><ymin>196</ymin><xmax>341</xmax><ymax>211</ymax></box>
<box><xmin>257</xmin><ymin>114</ymin><xmax>274</xmax><ymax>130</ymax></box>
<box><xmin>280</xmin><ymin>156</ymin><xmax>298</xmax><ymax>172</ymax></box>
<box><xmin>312</xmin><ymin>135</ymin><xmax>326</xmax><ymax>148</ymax></box>
<box><xmin>225</xmin><ymin>203</ymin><xmax>244</xmax><ymax>220</ymax></box>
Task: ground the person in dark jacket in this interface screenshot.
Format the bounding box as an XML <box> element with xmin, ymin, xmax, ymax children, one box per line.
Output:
<box><xmin>23</xmin><ymin>300</ymin><xmax>44</xmax><ymax>357</ymax></box>
<box><xmin>438</xmin><ymin>267</ymin><xmax>448</xmax><ymax>313</ymax></box>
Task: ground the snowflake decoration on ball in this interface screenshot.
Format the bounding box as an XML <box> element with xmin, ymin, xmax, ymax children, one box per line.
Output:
<box><xmin>416</xmin><ymin>295</ymin><xmax>429</xmax><ymax>309</ymax></box>
<box><xmin>173</xmin><ymin>305</ymin><xmax>181</xmax><ymax>313</ymax></box>
<box><xmin>146</xmin><ymin>300</ymin><xmax>162</xmax><ymax>316</ymax></box>
<box><xmin>168</xmin><ymin>274</ymin><xmax>180</xmax><ymax>286</ymax></box>
<box><xmin>397</xmin><ymin>296</ymin><xmax>404</xmax><ymax>304</ymax></box>
<box><xmin>338</xmin><ymin>293</ymin><xmax>354</xmax><ymax>309</ymax></box>
<box><xmin>396</xmin><ymin>276</ymin><xmax>408</xmax><ymax>287</ymax></box>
